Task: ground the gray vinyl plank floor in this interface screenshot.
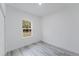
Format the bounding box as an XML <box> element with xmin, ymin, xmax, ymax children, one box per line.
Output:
<box><xmin>6</xmin><ymin>41</ymin><xmax>79</xmax><ymax>56</ymax></box>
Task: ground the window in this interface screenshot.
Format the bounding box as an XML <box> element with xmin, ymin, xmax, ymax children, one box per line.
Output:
<box><xmin>22</xmin><ymin>18</ymin><xmax>32</xmax><ymax>37</ymax></box>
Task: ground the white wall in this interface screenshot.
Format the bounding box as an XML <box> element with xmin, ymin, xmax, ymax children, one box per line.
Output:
<box><xmin>5</xmin><ymin>6</ymin><xmax>42</xmax><ymax>52</ymax></box>
<box><xmin>0</xmin><ymin>3</ymin><xmax>6</xmax><ymax>17</ymax></box>
<box><xmin>42</xmin><ymin>6</ymin><xmax>79</xmax><ymax>54</ymax></box>
<box><xmin>0</xmin><ymin>5</ymin><xmax>5</xmax><ymax>55</ymax></box>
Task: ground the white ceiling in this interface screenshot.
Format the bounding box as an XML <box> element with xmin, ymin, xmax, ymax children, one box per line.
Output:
<box><xmin>6</xmin><ymin>3</ymin><xmax>79</xmax><ymax>17</ymax></box>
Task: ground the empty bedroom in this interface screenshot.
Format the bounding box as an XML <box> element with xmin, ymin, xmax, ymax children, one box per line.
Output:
<box><xmin>0</xmin><ymin>3</ymin><xmax>79</xmax><ymax>56</ymax></box>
